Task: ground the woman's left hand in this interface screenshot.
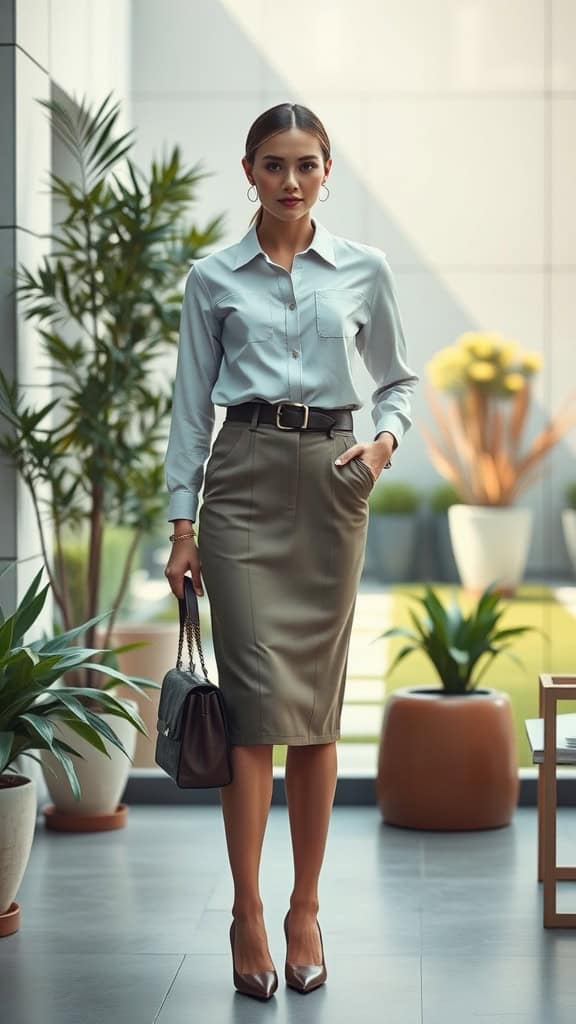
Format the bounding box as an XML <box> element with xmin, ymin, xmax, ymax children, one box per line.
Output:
<box><xmin>334</xmin><ymin>432</ymin><xmax>395</xmax><ymax>483</ymax></box>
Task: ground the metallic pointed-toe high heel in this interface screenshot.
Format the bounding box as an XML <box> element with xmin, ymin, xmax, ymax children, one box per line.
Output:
<box><xmin>283</xmin><ymin>909</ymin><xmax>327</xmax><ymax>994</ymax></box>
<box><xmin>229</xmin><ymin>919</ymin><xmax>278</xmax><ymax>1000</ymax></box>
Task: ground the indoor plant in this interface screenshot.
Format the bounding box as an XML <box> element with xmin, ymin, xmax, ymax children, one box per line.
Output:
<box><xmin>562</xmin><ymin>483</ymin><xmax>576</xmax><ymax>578</ymax></box>
<box><xmin>421</xmin><ymin>331</ymin><xmax>576</xmax><ymax>593</ymax></box>
<box><xmin>0</xmin><ymin>563</ymin><xmax>154</xmax><ymax>936</ymax></box>
<box><xmin>374</xmin><ymin>583</ymin><xmax>537</xmax><ymax>829</ymax></box>
<box><xmin>366</xmin><ymin>481</ymin><xmax>421</xmax><ymax>582</ymax></box>
<box><xmin>0</xmin><ymin>91</ymin><xmax>224</xmax><ymax>812</ymax></box>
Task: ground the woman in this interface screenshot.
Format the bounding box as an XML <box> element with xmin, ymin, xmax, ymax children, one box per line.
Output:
<box><xmin>164</xmin><ymin>102</ymin><xmax>418</xmax><ymax>1000</ymax></box>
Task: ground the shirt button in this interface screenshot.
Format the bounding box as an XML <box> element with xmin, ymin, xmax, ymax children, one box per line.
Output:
<box><xmin>288</xmin><ymin>302</ymin><xmax>296</xmax><ymax>310</ymax></box>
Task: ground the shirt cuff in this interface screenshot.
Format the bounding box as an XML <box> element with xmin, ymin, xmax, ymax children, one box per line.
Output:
<box><xmin>167</xmin><ymin>490</ymin><xmax>198</xmax><ymax>522</ymax></box>
<box><xmin>373</xmin><ymin>425</ymin><xmax>399</xmax><ymax>454</ymax></box>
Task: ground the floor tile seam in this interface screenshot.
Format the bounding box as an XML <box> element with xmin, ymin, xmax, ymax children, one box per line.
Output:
<box><xmin>153</xmin><ymin>953</ymin><xmax>186</xmax><ymax>1024</ymax></box>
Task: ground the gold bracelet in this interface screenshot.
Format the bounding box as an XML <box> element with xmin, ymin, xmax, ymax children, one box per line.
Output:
<box><xmin>169</xmin><ymin>531</ymin><xmax>195</xmax><ymax>543</ymax></box>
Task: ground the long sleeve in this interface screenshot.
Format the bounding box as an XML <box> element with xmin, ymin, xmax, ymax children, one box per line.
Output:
<box><xmin>164</xmin><ymin>263</ymin><xmax>223</xmax><ymax>521</ymax></box>
<box><xmin>356</xmin><ymin>252</ymin><xmax>419</xmax><ymax>447</ymax></box>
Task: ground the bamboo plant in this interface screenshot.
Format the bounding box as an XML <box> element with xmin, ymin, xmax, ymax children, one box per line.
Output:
<box><xmin>421</xmin><ymin>331</ymin><xmax>576</xmax><ymax>505</ymax></box>
<box><xmin>0</xmin><ymin>91</ymin><xmax>225</xmax><ymax>682</ymax></box>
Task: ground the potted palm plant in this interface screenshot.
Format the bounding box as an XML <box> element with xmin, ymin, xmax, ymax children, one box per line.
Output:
<box><xmin>562</xmin><ymin>483</ymin><xmax>576</xmax><ymax>577</ymax></box>
<box><xmin>374</xmin><ymin>583</ymin><xmax>538</xmax><ymax>830</ymax></box>
<box><xmin>366</xmin><ymin>481</ymin><xmax>421</xmax><ymax>582</ymax></box>
<box><xmin>0</xmin><ymin>562</ymin><xmax>155</xmax><ymax>936</ymax></box>
<box><xmin>421</xmin><ymin>331</ymin><xmax>576</xmax><ymax>594</ymax></box>
<box><xmin>0</xmin><ymin>91</ymin><xmax>224</xmax><ymax>819</ymax></box>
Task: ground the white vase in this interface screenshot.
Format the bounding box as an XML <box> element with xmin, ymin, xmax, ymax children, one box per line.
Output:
<box><xmin>448</xmin><ymin>504</ymin><xmax>533</xmax><ymax>593</ymax></box>
<box><xmin>562</xmin><ymin>509</ymin><xmax>576</xmax><ymax>577</ymax></box>
<box><xmin>40</xmin><ymin>697</ymin><xmax>139</xmax><ymax>815</ymax></box>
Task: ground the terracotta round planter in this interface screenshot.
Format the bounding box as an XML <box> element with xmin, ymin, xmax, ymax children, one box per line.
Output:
<box><xmin>376</xmin><ymin>687</ymin><xmax>519</xmax><ymax>830</ymax></box>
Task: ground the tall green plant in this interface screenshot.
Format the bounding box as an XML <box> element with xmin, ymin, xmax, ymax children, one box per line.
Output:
<box><xmin>376</xmin><ymin>584</ymin><xmax>539</xmax><ymax>694</ymax></box>
<box><xmin>0</xmin><ymin>91</ymin><xmax>225</xmax><ymax>679</ymax></box>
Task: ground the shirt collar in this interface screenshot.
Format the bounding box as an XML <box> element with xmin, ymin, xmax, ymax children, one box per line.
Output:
<box><xmin>232</xmin><ymin>216</ymin><xmax>337</xmax><ymax>271</ymax></box>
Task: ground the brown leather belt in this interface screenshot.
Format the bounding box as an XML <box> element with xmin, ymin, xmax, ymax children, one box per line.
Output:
<box><xmin>225</xmin><ymin>401</ymin><xmax>354</xmax><ymax>432</ymax></box>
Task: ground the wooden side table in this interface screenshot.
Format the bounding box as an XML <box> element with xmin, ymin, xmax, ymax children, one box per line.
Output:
<box><xmin>535</xmin><ymin>674</ymin><xmax>576</xmax><ymax>927</ymax></box>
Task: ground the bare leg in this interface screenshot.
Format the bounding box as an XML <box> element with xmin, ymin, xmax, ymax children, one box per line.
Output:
<box><xmin>283</xmin><ymin>741</ymin><xmax>338</xmax><ymax>963</ymax></box>
<box><xmin>219</xmin><ymin>743</ymin><xmax>275</xmax><ymax>973</ymax></box>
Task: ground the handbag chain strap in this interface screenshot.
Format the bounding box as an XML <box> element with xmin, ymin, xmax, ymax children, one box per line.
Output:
<box><xmin>176</xmin><ymin>602</ymin><xmax>209</xmax><ymax>680</ymax></box>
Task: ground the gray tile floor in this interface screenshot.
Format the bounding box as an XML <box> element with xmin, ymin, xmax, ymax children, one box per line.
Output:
<box><xmin>2</xmin><ymin>805</ymin><xmax>576</xmax><ymax>1022</ymax></box>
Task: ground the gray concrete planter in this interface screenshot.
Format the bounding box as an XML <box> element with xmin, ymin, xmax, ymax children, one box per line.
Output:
<box><xmin>369</xmin><ymin>514</ymin><xmax>418</xmax><ymax>582</ymax></box>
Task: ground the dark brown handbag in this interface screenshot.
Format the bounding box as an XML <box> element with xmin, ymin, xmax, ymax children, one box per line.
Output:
<box><xmin>154</xmin><ymin>575</ymin><xmax>233</xmax><ymax>788</ymax></box>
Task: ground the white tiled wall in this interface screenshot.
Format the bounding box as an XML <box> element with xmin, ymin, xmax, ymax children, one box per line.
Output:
<box><xmin>131</xmin><ymin>0</ymin><xmax>576</xmax><ymax>574</ymax></box>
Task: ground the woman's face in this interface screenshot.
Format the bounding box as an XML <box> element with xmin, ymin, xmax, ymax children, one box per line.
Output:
<box><xmin>242</xmin><ymin>128</ymin><xmax>331</xmax><ymax>222</ymax></box>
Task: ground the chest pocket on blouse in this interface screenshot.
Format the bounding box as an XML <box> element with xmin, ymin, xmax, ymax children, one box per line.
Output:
<box><xmin>315</xmin><ymin>288</ymin><xmax>366</xmax><ymax>340</ymax></box>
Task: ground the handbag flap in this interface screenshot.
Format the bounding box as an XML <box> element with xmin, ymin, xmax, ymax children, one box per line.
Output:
<box><xmin>156</xmin><ymin>667</ymin><xmax>219</xmax><ymax>740</ymax></box>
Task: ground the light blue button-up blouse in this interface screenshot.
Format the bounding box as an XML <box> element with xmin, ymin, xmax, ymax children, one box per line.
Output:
<box><xmin>164</xmin><ymin>216</ymin><xmax>419</xmax><ymax>522</ymax></box>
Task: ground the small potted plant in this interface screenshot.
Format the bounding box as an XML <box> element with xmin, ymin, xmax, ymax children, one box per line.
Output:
<box><xmin>374</xmin><ymin>583</ymin><xmax>538</xmax><ymax>830</ymax></box>
<box><xmin>0</xmin><ymin>563</ymin><xmax>155</xmax><ymax>937</ymax></box>
<box><xmin>562</xmin><ymin>483</ymin><xmax>576</xmax><ymax>577</ymax></box>
<box><xmin>366</xmin><ymin>482</ymin><xmax>421</xmax><ymax>582</ymax></box>
<box><xmin>422</xmin><ymin>331</ymin><xmax>576</xmax><ymax>594</ymax></box>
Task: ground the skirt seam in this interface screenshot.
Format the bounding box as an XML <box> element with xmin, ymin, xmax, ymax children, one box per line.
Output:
<box><xmin>246</xmin><ymin>428</ymin><xmax>263</xmax><ymax>736</ymax></box>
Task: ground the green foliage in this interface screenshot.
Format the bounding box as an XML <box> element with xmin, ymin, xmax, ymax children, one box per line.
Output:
<box><xmin>429</xmin><ymin>482</ymin><xmax>461</xmax><ymax>514</ymax></box>
<box><xmin>565</xmin><ymin>483</ymin><xmax>576</xmax><ymax>510</ymax></box>
<box><xmin>0</xmin><ymin>562</ymin><xmax>159</xmax><ymax>798</ymax></box>
<box><xmin>375</xmin><ymin>583</ymin><xmax>540</xmax><ymax>694</ymax></box>
<box><xmin>59</xmin><ymin>525</ymin><xmax>141</xmax><ymax>625</ymax></box>
<box><xmin>368</xmin><ymin>481</ymin><xmax>421</xmax><ymax>516</ymax></box>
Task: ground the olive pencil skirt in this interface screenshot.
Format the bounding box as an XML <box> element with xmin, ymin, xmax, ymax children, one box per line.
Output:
<box><xmin>196</xmin><ymin>416</ymin><xmax>376</xmax><ymax>745</ymax></box>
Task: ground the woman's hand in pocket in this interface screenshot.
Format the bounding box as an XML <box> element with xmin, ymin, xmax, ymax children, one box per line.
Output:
<box><xmin>164</xmin><ymin>538</ymin><xmax>204</xmax><ymax>599</ymax></box>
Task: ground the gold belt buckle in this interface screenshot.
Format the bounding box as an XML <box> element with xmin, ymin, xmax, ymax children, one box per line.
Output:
<box><xmin>275</xmin><ymin>402</ymin><xmax>310</xmax><ymax>430</ymax></box>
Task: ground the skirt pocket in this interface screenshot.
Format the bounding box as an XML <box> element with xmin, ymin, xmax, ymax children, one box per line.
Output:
<box><xmin>334</xmin><ymin>433</ymin><xmax>376</xmax><ymax>495</ymax></box>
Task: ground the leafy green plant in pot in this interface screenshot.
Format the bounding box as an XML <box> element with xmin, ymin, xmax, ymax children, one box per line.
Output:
<box><xmin>374</xmin><ymin>583</ymin><xmax>538</xmax><ymax>830</ymax></box>
<box><xmin>366</xmin><ymin>481</ymin><xmax>421</xmax><ymax>582</ymax></box>
<box><xmin>562</xmin><ymin>483</ymin><xmax>576</xmax><ymax>578</ymax></box>
<box><xmin>0</xmin><ymin>91</ymin><xmax>224</xmax><ymax>816</ymax></box>
<box><xmin>0</xmin><ymin>563</ymin><xmax>155</xmax><ymax>936</ymax></box>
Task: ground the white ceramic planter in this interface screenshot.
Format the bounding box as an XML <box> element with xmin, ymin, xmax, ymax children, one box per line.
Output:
<box><xmin>562</xmin><ymin>509</ymin><xmax>576</xmax><ymax>576</ymax></box>
<box><xmin>448</xmin><ymin>504</ymin><xmax>533</xmax><ymax>593</ymax></box>
<box><xmin>40</xmin><ymin>697</ymin><xmax>139</xmax><ymax>815</ymax></box>
<box><xmin>95</xmin><ymin>623</ymin><xmax>177</xmax><ymax>768</ymax></box>
<box><xmin>0</xmin><ymin>776</ymin><xmax>37</xmax><ymax>928</ymax></box>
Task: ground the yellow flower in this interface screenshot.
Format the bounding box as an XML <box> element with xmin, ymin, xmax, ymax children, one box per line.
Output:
<box><xmin>427</xmin><ymin>364</ymin><xmax>466</xmax><ymax>390</ymax></box>
<box><xmin>457</xmin><ymin>331</ymin><xmax>503</xmax><ymax>357</ymax></box>
<box><xmin>503</xmin><ymin>373</ymin><xmax>526</xmax><ymax>393</ymax></box>
<box><xmin>521</xmin><ymin>351</ymin><xmax>542</xmax><ymax>374</ymax></box>
<box><xmin>467</xmin><ymin>361</ymin><xmax>497</xmax><ymax>382</ymax></box>
<box><xmin>498</xmin><ymin>342</ymin><xmax>520</xmax><ymax>367</ymax></box>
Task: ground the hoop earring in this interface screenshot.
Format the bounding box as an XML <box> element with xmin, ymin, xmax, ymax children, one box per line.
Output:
<box><xmin>319</xmin><ymin>183</ymin><xmax>330</xmax><ymax>202</ymax></box>
<box><xmin>247</xmin><ymin>184</ymin><xmax>259</xmax><ymax>203</ymax></box>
